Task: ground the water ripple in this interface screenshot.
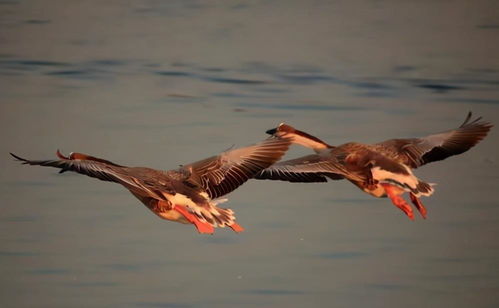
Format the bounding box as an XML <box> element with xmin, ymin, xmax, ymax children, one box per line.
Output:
<box><xmin>203</xmin><ymin>76</ymin><xmax>267</xmax><ymax>85</ymax></box>
<box><xmin>136</xmin><ymin>302</ymin><xmax>193</xmax><ymax>308</ymax></box>
<box><xmin>317</xmin><ymin>251</ymin><xmax>368</xmax><ymax>259</ymax></box>
<box><xmin>236</xmin><ymin>102</ymin><xmax>368</xmax><ymax>111</ymax></box>
<box><xmin>417</xmin><ymin>83</ymin><xmax>465</xmax><ymax>93</ymax></box>
<box><xmin>0</xmin><ymin>59</ymin><xmax>68</xmax><ymax>71</ymax></box>
<box><xmin>245</xmin><ymin>289</ymin><xmax>305</xmax><ymax>295</ymax></box>
<box><xmin>28</xmin><ymin>268</ymin><xmax>69</xmax><ymax>275</ymax></box>
<box><xmin>155</xmin><ymin>71</ymin><xmax>192</xmax><ymax>77</ymax></box>
<box><xmin>0</xmin><ymin>250</ymin><xmax>38</xmax><ymax>257</ymax></box>
<box><xmin>24</xmin><ymin>19</ymin><xmax>51</xmax><ymax>24</ymax></box>
<box><xmin>439</xmin><ymin>98</ymin><xmax>499</xmax><ymax>105</ymax></box>
<box><xmin>276</xmin><ymin>74</ymin><xmax>335</xmax><ymax>84</ymax></box>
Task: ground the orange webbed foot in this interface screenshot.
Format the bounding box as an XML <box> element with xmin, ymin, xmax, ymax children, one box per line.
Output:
<box><xmin>381</xmin><ymin>183</ymin><xmax>414</xmax><ymax>220</ymax></box>
<box><xmin>174</xmin><ymin>205</ymin><xmax>214</xmax><ymax>234</ymax></box>
<box><xmin>410</xmin><ymin>193</ymin><xmax>427</xmax><ymax>219</ymax></box>
<box><xmin>394</xmin><ymin>198</ymin><xmax>414</xmax><ymax>220</ymax></box>
<box><xmin>228</xmin><ymin>222</ymin><xmax>244</xmax><ymax>233</ymax></box>
<box><xmin>191</xmin><ymin>219</ymin><xmax>215</xmax><ymax>234</ymax></box>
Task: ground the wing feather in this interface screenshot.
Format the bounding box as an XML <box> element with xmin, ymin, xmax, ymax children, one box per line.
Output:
<box><xmin>9</xmin><ymin>151</ymin><xmax>153</xmax><ymax>195</ymax></box>
<box><xmin>181</xmin><ymin>137</ymin><xmax>291</xmax><ymax>199</ymax></box>
<box><xmin>377</xmin><ymin>112</ymin><xmax>493</xmax><ymax>168</ymax></box>
<box><xmin>255</xmin><ymin>154</ymin><xmax>352</xmax><ymax>183</ymax></box>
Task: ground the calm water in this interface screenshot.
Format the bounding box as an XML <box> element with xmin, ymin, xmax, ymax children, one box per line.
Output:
<box><xmin>1</xmin><ymin>1</ymin><xmax>499</xmax><ymax>307</ymax></box>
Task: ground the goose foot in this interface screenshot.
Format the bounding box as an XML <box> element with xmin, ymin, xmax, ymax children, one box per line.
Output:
<box><xmin>228</xmin><ymin>222</ymin><xmax>244</xmax><ymax>233</ymax></box>
<box><xmin>409</xmin><ymin>193</ymin><xmax>427</xmax><ymax>219</ymax></box>
<box><xmin>174</xmin><ymin>204</ymin><xmax>214</xmax><ymax>234</ymax></box>
<box><xmin>381</xmin><ymin>183</ymin><xmax>414</xmax><ymax>220</ymax></box>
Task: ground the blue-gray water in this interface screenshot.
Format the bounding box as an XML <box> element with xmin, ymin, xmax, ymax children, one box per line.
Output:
<box><xmin>1</xmin><ymin>1</ymin><xmax>499</xmax><ymax>307</ymax></box>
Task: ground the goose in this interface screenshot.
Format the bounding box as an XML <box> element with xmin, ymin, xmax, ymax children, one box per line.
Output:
<box><xmin>256</xmin><ymin>112</ymin><xmax>492</xmax><ymax>219</ymax></box>
<box><xmin>11</xmin><ymin>136</ymin><xmax>291</xmax><ymax>234</ymax></box>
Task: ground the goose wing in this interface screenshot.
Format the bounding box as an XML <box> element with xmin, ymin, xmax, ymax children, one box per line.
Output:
<box><xmin>9</xmin><ymin>151</ymin><xmax>160</xmax><ymax>196</ymax></box>
<box><xmin>255</xmin><ymin>153</ymin><xmax>353</xmax><ymax>183</ymax></box>
<box><xmin>181</xmin><ymin>137</ymin><xmax>291</xmax><ymax>199</ymax></box>
<box><xmin>377</xmin><ymin>112</ymin><xmax>493</xmax><ymax>168</ymax></box>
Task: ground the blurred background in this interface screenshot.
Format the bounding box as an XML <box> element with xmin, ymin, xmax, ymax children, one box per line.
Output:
<box><xmin>1</xmin><ymin>0</ymin><xmax>498</xmax><ymax>307</ymax></box>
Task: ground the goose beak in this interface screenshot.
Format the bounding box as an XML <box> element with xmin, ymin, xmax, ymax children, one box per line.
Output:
<box><xmin>266</xmin><ymin>128</ymin><xmax>277</xmax><ymax>135</ymax></box>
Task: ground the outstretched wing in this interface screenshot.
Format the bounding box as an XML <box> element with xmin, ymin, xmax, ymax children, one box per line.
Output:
<box><xmin>10</xmin><ymin>151</ymin><xmax>145</xmax><ymax>191</ymax></box>
<box><xmin>181</xmin><ymin>137</ymin><xmax>291</xmax><ymax>199</ymax></box>
<box><xmin>255</xmin><ymin>153</ymin><xmax>353</xmax><ymax>183</ymax></box>
<box><xmin>377</xmin><ymin>112</ymin><xmax>493</xmax><ymax>168</ymax></box>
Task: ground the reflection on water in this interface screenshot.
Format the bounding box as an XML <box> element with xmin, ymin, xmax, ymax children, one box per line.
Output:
<box><xmin>1</xmin><ymin>0</ymin><xmax>499</xmax><ymax>307</ymax></box>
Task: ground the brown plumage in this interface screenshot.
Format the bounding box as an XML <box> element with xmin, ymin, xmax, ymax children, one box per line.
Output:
<box><xmin>256</xmin><ymin>112</ymin><xmax>493</xmax><ymax>220</ymax></box>
<box><xmin>11</xmin><ymin>136</ymin><xmax>291</xmax><ymax>234</ymax></box>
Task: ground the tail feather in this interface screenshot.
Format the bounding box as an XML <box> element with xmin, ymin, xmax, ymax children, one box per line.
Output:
<box><xmin>415</xmin><ymin>181</ymin><xmax>434</xmax><ymax>197</ymax></box>
<box><xmin>190</xmin><ymin>205</ymin><xmax>237</xmax><ymax>228</ymax></box>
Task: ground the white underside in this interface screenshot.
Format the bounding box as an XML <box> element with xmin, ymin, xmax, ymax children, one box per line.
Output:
<box><xmin>161</xmin><ymin>192</ymin><xmax>234</xmax><ymax>227</ymax></box>
<box><xmin>370</xmin><ymin>166</ymin><xmax>434</xmax><ymax>197</ymax></box>
<box><xmin>371</xmin><ymin>166</ymin><xmax>418</xmax><ymax>189</ymax></box>
<box><xmin>361</xmin><ymin>184</ymin><xmax>387</xmax><ymax>198</ymax></box>
<box><xmin>164</xmin><ymin>192</ymin><xmax>203</xmax><ymax>209</ymax></box>
<box><xmin>157</xmin><ymin>209</ymin><xmax>189</xmax><ymax>223</ymax></box>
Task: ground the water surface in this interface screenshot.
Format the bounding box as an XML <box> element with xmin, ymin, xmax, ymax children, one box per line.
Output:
<box><xmin>1</xmin><ymin>1</ymin><xmax>498</xmax><ymax>307</ymax></box>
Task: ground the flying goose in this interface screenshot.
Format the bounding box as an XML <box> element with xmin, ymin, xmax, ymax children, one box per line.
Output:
<box><xmin>256</xmin><ymin>112</ymin><xmax>492</xmax><ymax>219</ymax></box>
<box><xmin>11</xmin><ymin>136</ymin><xmax>291</xmax><ymax>234</ymax></box>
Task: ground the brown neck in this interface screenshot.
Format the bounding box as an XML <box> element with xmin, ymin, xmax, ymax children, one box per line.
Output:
<box><xmin>289</xmin><ymin>130</ymin><xmax>332</xmax><ymax>152</ymax></box>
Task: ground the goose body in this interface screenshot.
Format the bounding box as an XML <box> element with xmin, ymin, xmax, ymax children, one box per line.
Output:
<box><xmin>257</xmin><ymin>113</ymin><xmax>492</xmax><ymax>219</ymax></box>
<box><xmin>11</xmin><ymin>136</ymin><xmax>291</xmax><ymax>234</ymax></box>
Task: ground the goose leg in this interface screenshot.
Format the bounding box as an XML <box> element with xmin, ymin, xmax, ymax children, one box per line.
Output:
<box><xmin>409</xmin><ymin>193</ymin><xmax>427</xmax><ymax>219</ymax></box>
<box><xmin>364</xmin><ymin>170</ymin><xmax>379</xmax><ymax>190</ymax></box>
<box><xmin>381</xmin><ymin>183</ymin><xmax>414</xmax><ymax>220</ymax></box>
<box><xmin>363</xmin><ymin>163</ymin><xmax>378</xmax><ymax>190</ymax></box>
<box><xmin>174</xmin><ymin>204</ymin><xmax>214</xmax><ymax>234</ymax></box>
